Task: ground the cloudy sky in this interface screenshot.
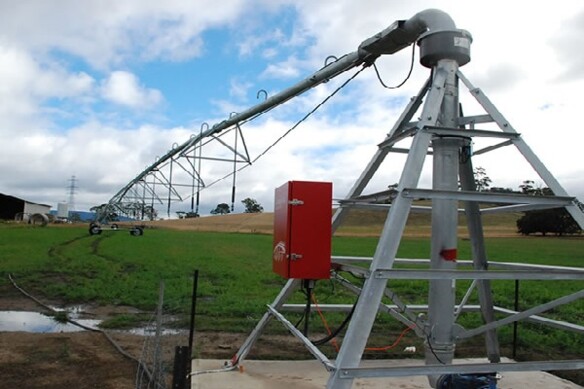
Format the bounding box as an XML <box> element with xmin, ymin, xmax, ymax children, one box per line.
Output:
<box><xmin>1</xmin><ymin>0</ymin><xmax>583</xmax><ymax>217</ymax></box>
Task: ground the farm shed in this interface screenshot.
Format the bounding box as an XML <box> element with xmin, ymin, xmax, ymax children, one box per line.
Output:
<box><xmin>0</xmin><ymin>193</ymin><xmax>51</xmax><ymax>220</ymax></box>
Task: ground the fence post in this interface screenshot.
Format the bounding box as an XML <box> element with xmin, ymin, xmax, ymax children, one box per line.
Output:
<box><xmin>172</xmin><ymin>346</ymin><xmax>190</xmax><ymax>389</ymax></box>
<box><xmin>512</xmin><ymin>279</ymin><xmax>520</xmax><ymax>359</ymax></box>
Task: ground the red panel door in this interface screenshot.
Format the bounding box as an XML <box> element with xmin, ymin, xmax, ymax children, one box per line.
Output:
<box><xmin>272</xmin><ymin>181</ymin><xmax>332</xmax><ymax>280</ymax></box>
<box><xmin>272</xmin><ymin>182</ymin><xmax>292</xmax><ymax>278</ymax></box>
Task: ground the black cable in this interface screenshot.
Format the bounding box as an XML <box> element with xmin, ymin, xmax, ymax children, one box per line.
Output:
<box><xmin>328</xmin><ymin>278</ymin><xmax>336</xmax><ymax>294</ymax></box>
<box><xmin>200</xmin><ymin>66</ymin><xmax>367</xmax><ymax>191</ymax></box>
<box><xmin>250</xmin><ymin>66</ymin><xmax>366</xmax><ymax>164</ymax></box>
<box><xmin>294</xmin><ymin>283</ymin><xmax>310</xmax><ymax>329</ymax></box>
<box><xmin>311</xmin><ymin>299</ymin><xmax>357</xmax><ymax>346</ymax></box>
<box><xmin>294</xmin><ymin>314</ymin><xmax>305</xmax><ymax>329</ymax></box>
<box><xmin>372</xmin><ymin>42</ymin><xmax>416</xmax><ymax>89</ymax></box>
<box><xmin>425</xmin><ymin>334</ymin><xmax>446</xmax><ymax>365</ymax></box>
<box><xmin>303</xmin><ymin>281</ymin><xmax>313</xmax><ymax>336</ymax></box>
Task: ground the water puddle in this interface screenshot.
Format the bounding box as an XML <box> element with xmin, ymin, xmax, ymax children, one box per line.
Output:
<box><xmin>0</xmin><ymin>309</ymin><xmax>187</xmax><ymax>335</ymax></box>
<box><xmin>0</xmin><ymin>311</ymin><xmax>101</xmax><ymax>333</ymax></box>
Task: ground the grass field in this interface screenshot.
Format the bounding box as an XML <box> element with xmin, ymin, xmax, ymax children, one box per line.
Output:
<box><xmin>0</xmin><ymin>221</ymin><xmax>582</xmax><ymax>367</ymax></box>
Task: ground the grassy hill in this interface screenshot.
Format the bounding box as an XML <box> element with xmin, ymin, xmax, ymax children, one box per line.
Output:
<box><xmin>146</xmin><ymin>206</ymin><xmax>521</xmax><ymax>237</ymax></box>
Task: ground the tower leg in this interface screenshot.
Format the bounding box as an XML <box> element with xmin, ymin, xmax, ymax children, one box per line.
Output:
<box><xmin>232</xmin><ymin>278</ymin><xmax>300</xmax><ymax>365</ymax></box>
<box><xmin>459</xmin><ymin>142</ymin><xmax>501</xmax><ymax>363</ymax></box>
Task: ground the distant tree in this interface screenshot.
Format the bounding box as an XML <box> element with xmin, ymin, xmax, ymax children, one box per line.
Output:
<box><xmin>473</xmin><ymin>166</ymin><xmax>492</xmax><ymax>192</ymax></box>
<box><xmin>458</xmin><ymin>167</ymin><xmax>492</xmax><ymax>191</ymax></box>
<box><xmin>488</xmin><ymin>187</ymin><xmax>515</xmax><ymax>193</ymax></box>
<box><xmin>241</xmin><ymin>198</ymin><xmax>264</xmax><ymax>213</ymax></box>
<box><xmin>211</xmin><ymin>203</ymin><xmax>231</xmax><ymax>215</ymax></box>
<box><xmin>518</xmin><ymin>180</ymin><xmax>551</xmax><ymax>196</ymax></box>
<box><xmin>519</xmin><ymin>180</ymin><xmax>535</xmax><ymax>194</ymax></box>
<box><xmin>516</xmin><ymin>183</ymin><xmax>581</xmax><ymax>236</ymax></box>
<box><xmin>517</xmin><ymin>208</ymin><xmax>581</xmax><ymax>236</ymax></box>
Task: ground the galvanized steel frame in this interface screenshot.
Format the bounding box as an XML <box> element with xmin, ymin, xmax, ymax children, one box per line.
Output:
<box><xmin>232</xmin><ymin>63</ymin><xmax>584</xmax><ymax>388</ymax></box>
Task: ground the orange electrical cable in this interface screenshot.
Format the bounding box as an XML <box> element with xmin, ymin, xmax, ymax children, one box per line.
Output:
<box><xmin>311</xmin><ymin>292</ymin><xmax>415</xmax><ymax>354</ymax></box>
<box><xmin>365</xmin><ymin>325</ymin><xmax>414</xmax><ymax>352</ymax></box>
<box><xmin>311</xmin><ymin>293</ymin><xmax>340</xmax><ymax>352</ymax></box>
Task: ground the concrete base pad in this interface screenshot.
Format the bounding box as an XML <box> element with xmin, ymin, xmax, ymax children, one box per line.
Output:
<box><xmin>191</xmin><ymin>358</ymin><xmax>582</xmax><ymax>388</ymax></box>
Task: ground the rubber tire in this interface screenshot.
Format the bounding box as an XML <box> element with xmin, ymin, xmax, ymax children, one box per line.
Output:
<box><xmin>89</xmin><ymin>225</ymin><xmax>102</xmax><ymax>235</ymax></box>
<box><xmin>130</xmin><ymin>227</ymin><xmax>144</xmax><ymax>236</ymax></box>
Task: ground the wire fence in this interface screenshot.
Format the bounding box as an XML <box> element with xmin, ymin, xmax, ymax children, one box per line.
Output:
<box><xmin>135</xmin><ymin>281</ymin><xmax>190</xmax><ymax>389</ymax></box>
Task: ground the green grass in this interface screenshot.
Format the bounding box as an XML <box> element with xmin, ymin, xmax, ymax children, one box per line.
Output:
<box><xmin>0</xmin><ymin>223</ymin><xmax>582</xmax><ymax>357</ymax></box>
<box><xmin>98</xmin><ymin>314</ymin><xmax>144</xmax><ymax>329</ymax></box>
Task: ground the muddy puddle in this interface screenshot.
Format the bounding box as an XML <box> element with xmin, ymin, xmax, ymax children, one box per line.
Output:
<box><xmin>0</xmin><ymin>308</ymin><xmax>187</xmax><ymax>335</ymax></box>
<box><xmin>0</xmin><ymin>310</ymin><xmax>101</xmax><ymax>333</ymax></box>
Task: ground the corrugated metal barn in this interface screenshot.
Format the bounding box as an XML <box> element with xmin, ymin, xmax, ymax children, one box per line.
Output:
<box><xmin>0</xmin><ymin>193</ymin><xmax>51</xmax><ymax>220</ymax></box>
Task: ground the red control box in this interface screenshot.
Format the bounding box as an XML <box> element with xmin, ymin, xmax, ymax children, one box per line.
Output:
<box><xmin>272</xmin><ymin>181</ymin><xmax>332</xmax><ymax>279</ymax></box>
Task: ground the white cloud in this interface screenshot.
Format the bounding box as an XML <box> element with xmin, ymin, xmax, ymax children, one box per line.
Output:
<box><xmin>101</xmin><ymin>71</ymin><xmax>163</xmax><ymax>108</ymax></box>
<box><xmin>0</xmin><ymin>44</ymin><xmax>94</xmax><ymax>101</ymax></box>
<box><xmin>1</xmin><ymin>0</ymin><xmax>584</xmax><ymax>216</ymax></box>
<box><xmin>229</xmin><ymin>78</ymin><xmax>253</xmax><ymax>101</ymax></box>
<box><xmin>549</xmin><ymin>9</ymin><xmax>584</xmax><ymax>80</ymax></box>
<box><xmin>260</xmin><ymin>56</ymin><xmax>303</xmax><ymax>79</ymax></box>
<box><xmin>0</xmin><ymin>0</ymin><xmax>249</xmax><ymax>69</ymax></box>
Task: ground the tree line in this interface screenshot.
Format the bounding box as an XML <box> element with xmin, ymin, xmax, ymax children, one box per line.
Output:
<box><xmin>475</xmin><ymin>172</ymin><xmax>582</xmax><ymax>236</ymax></box>
<box><xmin>98</xmin><ymin>168</ymin><xmax>581</xmax><ymax>236</ymax></box>
<box><xmin>391</xmin><ymin>168</ymin><xmax>583</xmax><ymax>237</ymax></box>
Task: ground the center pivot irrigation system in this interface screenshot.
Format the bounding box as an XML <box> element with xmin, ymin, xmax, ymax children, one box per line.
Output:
<box><xmin>100</xmin><ymin>8</ymin><xmax>583</xmax><ymax>388</ymax></box>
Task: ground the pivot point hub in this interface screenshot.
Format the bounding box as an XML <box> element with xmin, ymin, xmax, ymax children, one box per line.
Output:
<box><xmin>419</xmin><ymin>29</ymin><xmax>472</xmax><ymax>68</ymax></box>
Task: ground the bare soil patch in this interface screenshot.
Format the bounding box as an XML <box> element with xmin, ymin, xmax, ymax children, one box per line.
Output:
<box><xmin>0</xmin><ymin>283</ymin><xmax>309</xmax><ymax>388</ymax></box>
<box><xmin>0</xmin><ymin>331</ymin><xmax>138</xmax><ymax>389</ymax></box>
<box><xmin>2</xmin><ymin>281</ymin><xmax>583</xmax><ymax>387</ymax></box>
